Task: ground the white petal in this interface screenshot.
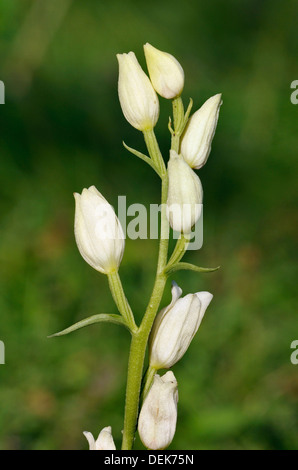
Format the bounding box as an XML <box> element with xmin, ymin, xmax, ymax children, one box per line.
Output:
<box><xmin>195</xmin><ymin>291</ymin><xmax>213</xmax><ymax>322</ymax></box>
<box><xmin>117</xmin><ymin>52</ymin><xmax>159</xmax><ymax>131</ymax></box>
<box><xmin>167</xmin><ymin>151</ymin><xmax>203</xmax><ymax>233</ymax></box>
<box><xmin>95</xmin><ymin>426</ymin><xmax>116</xmax><ymax>450</ymax></box>
<box><xmin>74</xmin><ymin>186</ymin><xmax>125</xmax><ymax>274</ymax></box>
<box><xmin>181</xmin><ymin>94</ymin><xmax>222</xmax><ymax>169</ymax></box>
<box><xmin>144</xmin><ymin>43</ymin><xmax>184</xmax><ymax>99</ymax></box>
<box><xmin>83</xmin><ymin>431</ymin><xmax>96</xmax><ymax>450</ymax></box>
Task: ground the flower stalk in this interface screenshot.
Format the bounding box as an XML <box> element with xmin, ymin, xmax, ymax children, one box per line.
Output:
<box><xmin>107</xmin><ymin>271</ymin><xmax>137</xmax><ymax>333</ymax></box>
<box><xmin>121</xmin><ymin>159</ymin><xmax>169</xmax><ymax>450</ymax></box>
<box><xmin>121</xmin><ymin>90</ymin><xmax>194</xmax><ymax>449</ymax></box>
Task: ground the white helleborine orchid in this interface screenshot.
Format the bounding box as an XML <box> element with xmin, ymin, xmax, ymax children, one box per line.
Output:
<box><xmin>74</xmin><ymin>186</ymin><xmax>125</xmax><ymax>274</ymax></box>
<box><xmin>149</xmin><ymin>282</ymin><xmax>213</xmax><ymax>369</ymax></box>
<box><xmin>83</xmin><ymin>426</ymin><xmax>116</xmax><ymax>450</ymax></box>
<box><xmin>166</xmin><ymin>150</ymin><xmax>203</xmax><ymax>234</ymax></box>
<box><xmin>181</xmin><ymin>93</ymin><xmax>222</xmax><ymax>169</ymax></box>
<box><xmin>138</xmin><ymin>371</ymin><xmax>178</xmax><ymax>450</ymax></box>
<box><xmin>144</xmin><ymin>43</ymin><xmax>184</xmax><ymax>99</ymax></box>
<box><xmin>117</xmin><ymin>51</ymin><xmax>159</xmax><ymax>131</ymax></box>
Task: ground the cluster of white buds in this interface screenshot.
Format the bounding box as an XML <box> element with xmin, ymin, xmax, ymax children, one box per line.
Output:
<box><xmin>117</xmin><ymin>43</ymin><xmax>185</xmax><ymax>131</ymax></box>
<box><xmin>167</xmin><ymin>93</ymin><xmax>222</xmax><ymax>233</ymax></box>
<box><xmin>84</xmin><ymin>426</ymin><xmax>116</xmax><ymax>450</ymax></box>
<box><xmin>117</xmin><ymin>43</ymin><xmax>221</xmax><ymax>234</ymax></box>
<box><xmin>116</xmin><ymin>44</ymin><xmax>219</xmax><ymax>449</ymax></box>
<box><xmin>138</xmin><ymin>371</ymin><xmax>178</xmax><ymax>450</ymax></box>
<box><xmin>149</xmin><ymin>282</ymin><xmax>213</xmax><ymax>369</ymax></box>
<box><xmin>74</xmin><ymin>186</ymin><xmax>125</xmax><ymax>275</ymax></box>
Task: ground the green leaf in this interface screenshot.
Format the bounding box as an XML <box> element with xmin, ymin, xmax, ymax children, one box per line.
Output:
<box><xmin>165</xmin><ymin>262</ymin><xmax>220</xmax><ymax>276</ymax></box>
<box><xmin>122</xmin><ymin>141</ymin><xmax>160</xmax><ymax>176</ymax></box>
<box><xmin>48</xmin><ymin>313</ymin><xmax>128</xmax><ymax>338</ymax></box>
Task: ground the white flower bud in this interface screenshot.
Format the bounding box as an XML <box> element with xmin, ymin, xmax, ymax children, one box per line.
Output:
<box><xmin>83</xmin><ymin>426</ymin><xmax>116</xmax><ymax>450</ymax></box>
<box><xmin>149</xmin><ymin>282</ymin><xmax>213</xmax><ymax>369</ymax></box>
<box><xmin>74</xmin><ymin>186</ymin><xmax>125</xmax><ymax>274</ymax></box>
<box><xmin>181</xmin><ymin>94</ymin><xmax>222</xmax><ymax>169</ymax></box>
<box><xmin>143</xmin><ymin>43</ymin><xmax>184</xmax><ymax>99</ymax></box>
<box><xmin>117</xmin><ymin>51</ymin><xmax>159</xmax><ymax>131</ymax></box>
<box><xmin>166</xmin><ymin>150</ymin><xmax>203</xmax><ymax>234</ymax></box>
<box><xmin>138</xmin><ymin>371</ymin><xmax>178</xmax><ymax>450</ymax></box>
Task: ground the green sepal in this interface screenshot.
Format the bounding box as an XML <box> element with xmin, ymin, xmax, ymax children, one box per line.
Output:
<box><xmin>165</xmin><ymin>262</ymin><xmax>220</xmax><ymax>276</ymax></box>
<box><xmin>183</xmin><ymin>98</ymin><xmax>193</xmax><ymax>129</ymax></box>
<box><xmin>48</xmin><ymin>313</ymin><xmax>129</xmax><ymax>338</ymax></box>
<box><xmin>170</xmin><ymin>97</ymin><xmax>193</xmax><ymax>137</ymax></box>
<box><xmin>168</xmin><ymin>116</ymin><xmax>174</xmax><ymax>135</ymax></box>
<box><xmin>172</xmin><ymin>96</ymin><xmax>185</xmax><ymax>133</ymax></box>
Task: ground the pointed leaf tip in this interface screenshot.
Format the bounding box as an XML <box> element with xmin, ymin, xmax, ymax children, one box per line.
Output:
<box><xmin>48</xmin><ymin>313</ymin><xmax>129</xmax><ymax>338</ymax></box>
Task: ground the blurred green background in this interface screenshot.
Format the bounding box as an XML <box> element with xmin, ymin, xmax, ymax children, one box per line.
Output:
<box><xmin>0</xmin><ymin>0</ymin><xmax>297</xmax><ymax>450</ymax></box>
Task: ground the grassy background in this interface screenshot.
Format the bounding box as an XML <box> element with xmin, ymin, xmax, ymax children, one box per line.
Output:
<box><xmin>0</xmin><ymin>0</ymin><xmax>297</xmax><ymax>449</ymax></box>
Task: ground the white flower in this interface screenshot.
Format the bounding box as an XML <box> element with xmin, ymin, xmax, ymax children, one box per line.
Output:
<box><xmin>149</xmin><ymin>282</ymin><xmax>213</xmax><ymax>369</ymax></box>
<box><xmin>83</xmin><ymin>426</ymin><xmax>116</xmax><ymax>450</ymax></box>
<box><xmin>117</xmin><ymin>51</ymin><xmax>159</xmax><ymax>131</ymax></box>
<box><xmin>166</xmin><ymin>150</ymin><xmax>203</xmax><ymax>234</ymax></box>
<box><xmin>138</xmin><ymin>371</ymin><xmax>178</xmax><ymax>450</ymax></box>
<box><xmin>144</xmin><ymin>43</ymin><xmax>184</xmax><ymax>99</ymax></box>
<box><xmin>74</xmin><ymin>186</ymin><xmax>125</xmax><ymax>274</ymax></box>
<box><xmin>181</xmin><ymin>94</ymin><xmax>222</xmax><ymax>169</ymax></box>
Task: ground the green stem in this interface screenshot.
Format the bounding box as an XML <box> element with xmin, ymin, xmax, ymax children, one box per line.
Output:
<box><xmin>107</xmin><ymin>271</ymin><xmax>137</xmax><ymax>333</ymax></box>
<box><xmin>121</xmin><ymin>97</ymin><xmax>189</xmax><ymax>450</ymax></box>
<box><xmin>121</xmin><ymin>175</ymin><xmax>169</xmax><ymax>450</ymax></box>
<box><xmin>121</xmin><ymin>332</ymin><xmax>147</xmax><ymax>449</ymax></box>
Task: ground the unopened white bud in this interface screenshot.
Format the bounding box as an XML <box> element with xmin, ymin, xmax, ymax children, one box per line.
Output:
<box><xmin>83</xmin><ymin>426</ymin><xmax>116</xmax><ymax>450</ymax></box>
<box><xmin>138</xmin><ymin>371</ymin><xmax>178</xmax><ymax>450</ymax></box>
<box><xmin>117</xmin><ymin>51</ymin><xmax>159</xmax><ymax>131</ymax></box>
<box><xmin>181</xmin><ymin>94</ymin><xmax>222</xmax><ymax>169</ymax></box>
<box><xmin>144</xmin><ymin>43</ymin><xmax>184</xmax><ymax>99</ymax></box>
<box><xmin>166</xmin><ymin>150</ymin><xmax>203</xmax><ymax>234</ymax></box>
<box><xmin>149</xmin><ymin>282</ymin><xmax>213</xmax><ymax>369</ymax></box>
<box><xmin>74</xmin><ymin>186</ymin><xmax>125</xmax><ymax>274</ymax></box>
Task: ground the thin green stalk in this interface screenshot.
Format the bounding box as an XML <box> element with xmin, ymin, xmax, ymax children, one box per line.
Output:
<box><xmin>121</xmin><ymin>175</ymin><xmax>169</xmax><ymax>450</ymax></box>
<box><xmin>123</xmin><ymin>141</ymin><xmax>161</xmax><ymax>177</ymax></box>
<box><xmin>166</xmin><ymin>234</ymin><xmax>190</xmax><ymax>269</ymax></box>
